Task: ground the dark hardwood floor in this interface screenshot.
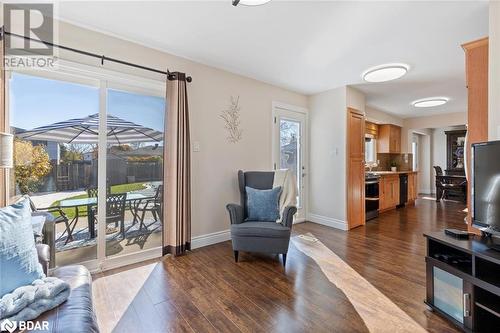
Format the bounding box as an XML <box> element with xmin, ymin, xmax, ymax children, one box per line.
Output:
<box><xmin>93</xmin><ymin>198</ymin><xmax>467</xmax><ymax>332</ymax></box>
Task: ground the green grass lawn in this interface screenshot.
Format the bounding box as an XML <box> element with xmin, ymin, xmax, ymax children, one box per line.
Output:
<box><xmin>50</xmin><ymin>182</ymin><xmax>147</xmax><ymax>220</ymax></box>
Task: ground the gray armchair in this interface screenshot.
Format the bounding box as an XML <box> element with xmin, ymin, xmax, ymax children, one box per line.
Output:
<box><xmin>226</xmin><ymin>170</ymin><xmax>297</xmax><ymax>266</ymax></box>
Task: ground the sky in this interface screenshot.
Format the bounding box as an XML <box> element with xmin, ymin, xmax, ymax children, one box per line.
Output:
<box><xmin>9</xmin><ymin>72</ymin><xmax>165</xmax><ymax>133</ymax></box>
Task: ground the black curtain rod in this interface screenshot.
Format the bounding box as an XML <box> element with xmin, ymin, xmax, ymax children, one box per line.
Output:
<box><xmin>1</xmin><ymin>28</ymin><xmax>192</xmax><ymax>82</ymax></box>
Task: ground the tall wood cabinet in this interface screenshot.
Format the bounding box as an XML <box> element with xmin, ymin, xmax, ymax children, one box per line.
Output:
<box><xmin>462</xmin><ymin>37</ymin><xmax>488</xmax><ymax>234</ymax></box>
<box><xmin>347</xmin><ymin>108</ymin><xmax>365</xmax><ymax>229</ymax></box>
<box><xmin>377</xmin><ymin>124</ymin><xmax>401</xmax><ymax>153</ymax></box>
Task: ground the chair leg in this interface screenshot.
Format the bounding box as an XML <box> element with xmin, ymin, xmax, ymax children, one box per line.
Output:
<box><xmin>140</xmin><ymin>209</ymin><xmax>147</xmax><ymax>229</ymax></box>
<box><xmin>282</xmin><ymin>253</ymin><xmax>287</xmax><ymax>267</ymax></box>
<box><xmin>234</xmin><ymin>251</ymin><xmax>239</xmax><ymax>263</ymax></box>
<box><xmin>121</xmin><ymin>220</ymin><xmax>125</xmax><ymax>239</ymax></box>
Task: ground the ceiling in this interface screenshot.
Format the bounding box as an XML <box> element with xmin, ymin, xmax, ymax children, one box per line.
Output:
<box><xmin>57</xmin><ymin>1</ymin><xmax>489</xmax><ymax>118</ymax></box>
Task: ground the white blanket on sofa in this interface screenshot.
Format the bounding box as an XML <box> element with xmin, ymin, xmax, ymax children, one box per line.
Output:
<box><xmin>0</xmin><ymin>277</ymin><xmax>70</xmax><ymax>323</ymax></box>
<box><xmin>273</xmin><ymin>169</ymin><xmax>298</xmax><ymax>221</ymax></box>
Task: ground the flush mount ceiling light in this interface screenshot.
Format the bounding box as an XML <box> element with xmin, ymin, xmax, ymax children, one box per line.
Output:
<box><xmin>232</xmin><ymin>0</ymin><xmax>272</xmax><ymax>6</ymax></box>
<box><xmin>362</xmin><ymin>63</ymin><xmax>409</xmax><ymax>83</ymax></box>
<box><xmin>411</xmin><ymin>97</ymin><xmax>449</xmax><ymax>108</ymax></box>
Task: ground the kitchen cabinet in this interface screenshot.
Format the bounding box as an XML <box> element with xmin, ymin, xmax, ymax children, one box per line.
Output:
<box><xmin>377</xmin><ymin>124</ymin><xmax>401</xmax><ymax>154</ymax></box>
<box><xmin>408</xmin><ymin>172</ymin><xmax>418</xmax><ymax>202</ymax></box>
<box><xmin>379</xmin><ymin>174</ymin><xmax>400</xmax><ymax>212</ymax></box>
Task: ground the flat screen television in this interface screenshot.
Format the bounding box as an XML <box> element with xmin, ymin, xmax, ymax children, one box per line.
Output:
<box><xmin>472</xmin><ymin>140</ymin><xmax>500</xmax><ymax>235</ymax></box>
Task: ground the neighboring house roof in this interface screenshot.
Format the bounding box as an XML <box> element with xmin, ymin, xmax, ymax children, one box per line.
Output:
<box><xmin>110</xmin><ymin>145</ymin><xmax>164</xmax><ymax>158</ymax></box>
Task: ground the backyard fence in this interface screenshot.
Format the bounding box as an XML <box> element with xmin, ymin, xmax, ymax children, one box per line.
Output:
<box><xmin>36</xmin><ymin>159</ymin><xmax>163</xmax><ymax>192</ymax></box>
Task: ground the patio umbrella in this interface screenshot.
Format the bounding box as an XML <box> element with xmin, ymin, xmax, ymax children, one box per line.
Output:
<box><xmin>17</xmin><ymin>113</ymin><xmax>163</xmax><ymax>144</ymax></box>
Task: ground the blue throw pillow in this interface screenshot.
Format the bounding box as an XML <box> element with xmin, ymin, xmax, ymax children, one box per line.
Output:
<box><xmin>0</xmin><ymin>198</ymin><xmax>45</xmax><ymax>296</ymax></box>
<box><xmin>245</xmin><ymin>186</ymin><xmax>282</xmax><ymax>222</ymax></box>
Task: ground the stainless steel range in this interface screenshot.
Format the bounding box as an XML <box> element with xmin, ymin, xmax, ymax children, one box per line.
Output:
<box><xmin>365</xmin><ymin>173</ymin><xmax>380</xmax><ymax>221</ymax></box>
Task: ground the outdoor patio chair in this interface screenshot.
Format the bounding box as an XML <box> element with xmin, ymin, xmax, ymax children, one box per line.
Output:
<box><xmin>86</xmin><ymin>186</ymin><xmax>111</xmax><ymax>198</ymax></box>
<box><xmin>28</xmin><ymin>197</ymin><xmax>75</xmax><ymax>245</ymax></box>
<box><xmin>133</xmin><ymin>185</ymin><xmax>163</xmax><ymax>229</ymax></box>
<box><xmin>89</xmin><ymin>193</ymin><xmax>128</xmax><ymax>239</ymax></box>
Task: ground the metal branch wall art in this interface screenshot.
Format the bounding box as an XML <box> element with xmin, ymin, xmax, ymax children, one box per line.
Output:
<box><xmin>220</xmin><ymin>96</ymin><xmax>243</xmax><ymax>143</ymax></box>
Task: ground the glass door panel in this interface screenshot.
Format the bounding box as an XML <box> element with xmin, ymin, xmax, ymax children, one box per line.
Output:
<box><xmin>279</xmin><ymin>119</ymin><xmax>301</xmax><ymax>206</ymax></box>
<box><xmin>8</xmin><ymin>72</ymin><xmax>100</xmax><ymax>267</ymax></box>
<box><xmin>273</xmin><ymin>107</ymin><xmax>307</xmax><ymax>220</ymax></box>
<box><xmin>104</xmin><ymin>87</ymin><xmax>165</xmax><ymax>258</ymax></box>
<box><xmin>433</xmin><ymin>266</ymin><xmax>464</xmax><ymax>323</ymax></box>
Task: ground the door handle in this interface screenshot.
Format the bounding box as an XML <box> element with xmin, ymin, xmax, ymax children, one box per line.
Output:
<box><xmin>463</xmin><ymin>293</ymin><xmax>471</xmax><ymax>317</ymax></box>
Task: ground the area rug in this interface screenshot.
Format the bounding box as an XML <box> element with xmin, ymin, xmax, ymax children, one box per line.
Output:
<box><xmin>291</xmin><ymin>233</ymin><xmax>427</xmax><ymax>333</ymax></box>
<box><xmin>55</xmin><ymin>220</ymin><xmax>162</xmax><ymax>252</ymax></box>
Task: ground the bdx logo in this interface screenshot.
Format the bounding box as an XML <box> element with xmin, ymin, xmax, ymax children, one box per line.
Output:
<box><xmin>3</xmin><ymin>3</ymin><xmax>54</xmax><ymax>56</ymax></box>
<box><xmin>0</xmin><ymin>319</ymin><xmax>49</xmax><ymax>332</ymax></box>
<box><xmin>0</xmin><ymin>319</ymin><xmax>16</xmax><ymax>333</ymax></box>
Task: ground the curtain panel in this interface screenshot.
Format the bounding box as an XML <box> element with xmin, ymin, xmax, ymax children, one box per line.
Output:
<box><xmin>162</xmin><ymin>72</ymin><xmax>191</xmax><ymax>256</ymax></box>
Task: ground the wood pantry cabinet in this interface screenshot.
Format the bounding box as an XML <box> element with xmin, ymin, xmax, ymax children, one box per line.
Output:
<box><xmin>462</xmin><ymin>37</ymin><xmax>488</xmax><ymax>234</ymax></box>
<box><xmin>377</xmin><ymin>124</ymin><xmax>401</xmax><ymax>154</ymax></box>
<box><xmin>347</xmin><ymin>108</ymin><xmax>366</xmax><ymax>229</ymax></box>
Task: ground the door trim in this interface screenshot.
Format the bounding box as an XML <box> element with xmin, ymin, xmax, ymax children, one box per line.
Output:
<box><xmin>272</xmin><ymin>101</ymin><xmax>308</xmax><ymax>222</ymax></box>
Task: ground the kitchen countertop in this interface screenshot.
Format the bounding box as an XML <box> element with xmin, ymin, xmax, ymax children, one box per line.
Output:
<box><xmin>368</xmin><ymin>170</ymin><xmax>418</xmax><ymax>175</ymax></box>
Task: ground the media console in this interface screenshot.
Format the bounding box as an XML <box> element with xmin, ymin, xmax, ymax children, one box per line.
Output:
<box><xmin>424</xmin><ymin>232</ymin><xmax>500</xmax><ymax>332</ymax></box>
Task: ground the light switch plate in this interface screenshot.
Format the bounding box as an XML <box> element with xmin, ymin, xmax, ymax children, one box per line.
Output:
<box><xmin>193</xmin><ymin>141</ymin><xmax>201</xmax><ymax>152</ymax></box>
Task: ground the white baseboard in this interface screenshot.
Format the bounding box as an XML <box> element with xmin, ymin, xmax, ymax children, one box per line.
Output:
<box><xmin>191</xmin><ymin>229</ymin><xmax>231</xmax><ymax>249</ymax></box>
<box><xmin>294</xmin><ymin>217</ymin><xmax>306</xmax><ymax>224</ymax></box>
<box><xmin>307</xmin><ymin>213</ymin><xmax>348</xmax><ymax>231</ymax></box>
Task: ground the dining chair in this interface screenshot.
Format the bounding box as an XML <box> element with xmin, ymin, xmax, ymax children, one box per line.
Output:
<box><xmin>86</xmin><ymin>186</ymin><xmax>111</xmax><ymax>198</ymax></box>
<box><xmin>133</xmin><ymin>185</ymin><xmax>163</xmax><ymax>230</ymax></box>
<box><xmin>434</xmin><ymin>166</ymin><xmax>466</xmax><ymax>202</ymax></box>
<box><xmin>90</xmin><ymin>193</ymin><xmax>128</xmax><ymax>239</ymax></box>
<box><xmin>28</xmin><ymin>197</ymin><xmax>75</xmax><ymax>245</ymax></box>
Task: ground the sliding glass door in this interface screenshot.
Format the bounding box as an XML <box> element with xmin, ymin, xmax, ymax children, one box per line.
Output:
<box><xmin>104</xmin><ymin>86</ymin><xmax>165</xmax><ymax>259</ymax></box>
<box><xmin>8</xmin><ymin>64</ymin><xmax>165</xmax><ymax>270</ymax></box>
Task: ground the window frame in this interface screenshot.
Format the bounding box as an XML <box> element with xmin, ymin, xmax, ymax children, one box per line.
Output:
<box><xmin>365</xmin><ymin>135</ymin><xmax>377</xmax><ymax>164</ymax></box>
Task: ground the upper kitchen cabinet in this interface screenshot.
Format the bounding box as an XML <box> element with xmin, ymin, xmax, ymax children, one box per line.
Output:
<box><xmin>377</xmin><ymin>124</ymin><xmax>401</xmax><ymax>153</ymax></box>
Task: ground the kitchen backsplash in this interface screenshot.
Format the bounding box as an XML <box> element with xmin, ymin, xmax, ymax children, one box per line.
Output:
<box><xmin>369</xmin><ymin>153</ymin><xmax>414</xmax><ymax>171</ymax></box>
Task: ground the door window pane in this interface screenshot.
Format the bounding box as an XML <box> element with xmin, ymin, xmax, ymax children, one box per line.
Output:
<box><xmin>105</xmin><ymin>88</ymin><xmax>165</xmax><ymax>257</ymax></box>
<box><xmin>9</xmin><ymin>72</ymin><xmax>99</xmax><ymax>267</ymax></box>
<box><xmin>280</xmin><ymin>119</ymin><xmax>300</xmax><ymax>206</ymax></box>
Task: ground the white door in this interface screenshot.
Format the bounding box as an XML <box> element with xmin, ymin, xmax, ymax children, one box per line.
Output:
<box><xmin>272</xmin><ymin>103</ymin><xmax>308</xmax><ymax>221</ymax></box>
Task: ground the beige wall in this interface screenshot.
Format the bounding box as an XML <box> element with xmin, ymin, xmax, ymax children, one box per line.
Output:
<box><xmin>308</xmin><ymin>86</ymin><xmax>348</xmax><ymax>229</ymax></box>
<box><xmin>346</xmin><ymin>86</ymin><xmax>366</xmax><ymax>114</ymax></box>
<box><xmin>42</xmin><ymin>21</ymin><xmax>308</xmax><ymax>238</ymax></box>
<box><xmin>365</xmin><ymin>107</ymin><xmax>404</xmax><ymax>127</ymax></box>
<box><xmin>401</xmin><ymin>112</ymin><xmax>467</xmax><ymax>153</ymax></box>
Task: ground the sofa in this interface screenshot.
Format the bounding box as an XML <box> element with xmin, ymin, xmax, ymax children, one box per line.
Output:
<box><xmin>31</xmin><ymin>244</ymin><xmax>99</xmax><ymax>333</ymax></box>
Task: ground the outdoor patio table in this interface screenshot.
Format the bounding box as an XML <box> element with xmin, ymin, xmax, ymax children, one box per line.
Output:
<box><xmin>59</xmin><ymin>192</ymin><xmax>154</xmax><ymax>239</ymax></box>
